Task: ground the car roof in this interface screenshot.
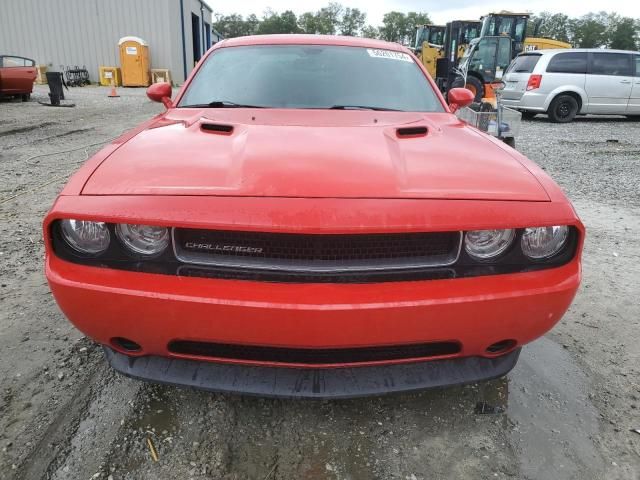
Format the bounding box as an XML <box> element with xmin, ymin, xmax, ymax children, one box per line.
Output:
<box><xmin>528</xmin><ymin>48</ymin><xmax>640</xmax><ymax>56</ymax></box>
<box><xmin>220</xmin><ymin>34</ymin><xmax>409</xmax><ymax>53</ymax></box>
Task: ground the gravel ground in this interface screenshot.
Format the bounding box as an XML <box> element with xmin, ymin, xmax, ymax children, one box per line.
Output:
<box><xmin>0</xmin><ymin>86</ymin><xmax>639</xmax><ymax>480</ymax></box>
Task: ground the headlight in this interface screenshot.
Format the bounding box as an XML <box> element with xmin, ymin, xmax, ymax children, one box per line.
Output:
<box><xmin>521</xmin><ymin>226</ymin><xmax>569</xmax><ymax>259</ymax></box>
<box><xmin>465</xmin><ymin>229</ymin><xmax>515</xmax><ymax>260</ymax></box>
<box><xmin>60</xmin><ymin>219</ymin><xmax>110</xmax><ymax>255</ymax></box>
<box><xmin>116</xmin><ymin>224</ymin><xmax>170</xmax><ymax>256</ymax></box>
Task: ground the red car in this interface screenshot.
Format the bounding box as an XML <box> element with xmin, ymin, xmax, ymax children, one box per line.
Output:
<box><xmin>0</xmin><ymin>55</ymin><xmax>37</xmax><ymax>100</ymax></box>
<box><xmin>44</xmin><ymin>35</ymin><xmax>583</xmax><ymax>398</ymax></box>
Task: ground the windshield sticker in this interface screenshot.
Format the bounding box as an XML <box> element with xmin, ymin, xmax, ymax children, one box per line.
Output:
<box><xmin>367</xmin><ymin>49</ymin><xmax>413</xmax><ymax>63</ymax></box>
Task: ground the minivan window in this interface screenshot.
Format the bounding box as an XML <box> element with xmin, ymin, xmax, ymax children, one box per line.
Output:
<box><xmin>635</xmin><ymin>56</ymin><xmax>640</xmax><ymax>76</ymax></box>
<box><xmin>546</xmin><ymin>52</ymin><xmax>587</xmax><ymax>74</ymax></box>
<box><xmin>591</xmin><ymin>52</ymin><xmax>633</xmax><ymax>76</ymax></box>
<box><xmin>507</xmin><ymin>54</ymin><xmax>541</xmax><ymax>73</ymax></box>
<box><xmin>179</xmin><ymin>45</ymin><xmax>444</xmax><ymax>112</ymax></box>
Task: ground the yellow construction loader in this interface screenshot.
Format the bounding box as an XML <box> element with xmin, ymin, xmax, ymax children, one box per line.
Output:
<box><xmin>415</xmin><ymin>22</ymin><xmax>481</xmax><ymax>78</ymax></box>
<box><xmin>445</xmin><ymin>12</ymin><xmax>571</xmax><ymax>101</ymax></box>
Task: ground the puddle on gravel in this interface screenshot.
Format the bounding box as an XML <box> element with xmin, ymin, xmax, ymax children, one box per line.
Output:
<box><xmin>108</xmin><ymin>383</ymin><xmax>181</xmax><ymax>475</ymax></box>
<box><xmin>507</xmin><ymin>337</ymin><xmax>605</xmax><ymax>479</ymax></box>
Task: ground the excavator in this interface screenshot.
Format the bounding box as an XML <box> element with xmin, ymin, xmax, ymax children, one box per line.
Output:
<box><xmin>414</xmin><ymin>22</ymin><xmax>481</xmax><ymax>79</ymax></box>
<box><xmin>441</xmin><ymin>12</ymin><xmax>571</xmax><ymax>102</ymax></box>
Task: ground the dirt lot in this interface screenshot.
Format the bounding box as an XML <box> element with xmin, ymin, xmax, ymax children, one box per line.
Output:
<box><xmin>1</xmin><ymin>85</ymin><xmax>639</xmax><ymax>480</ymax></box>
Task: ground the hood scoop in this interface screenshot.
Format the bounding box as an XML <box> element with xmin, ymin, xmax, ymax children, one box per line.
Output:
<box><xmin>201</xmin><ymin>122</ymin><xmax>234</xmax><ymax>135</ymax></box>
<box><xmin>396</xmin><ymin>126</ymin><xmax>428</xmax><ymax>138</ymax></box>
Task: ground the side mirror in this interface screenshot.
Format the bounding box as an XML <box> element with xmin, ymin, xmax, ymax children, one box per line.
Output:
<box><xmin>146</xmin><ymin>82</ymin><xmax>173</xmax><ymax>109</ymax></box>
<box><xmin>448</xmin><ymin>88</ymin><xmax>475</xmax><ymax>113</ymax></box>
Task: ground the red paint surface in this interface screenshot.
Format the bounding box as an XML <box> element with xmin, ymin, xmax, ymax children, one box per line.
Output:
<box><xmin>44</xmin><ymin>35</ymin><xmax>584</xmax><ymax>369</ymax></box>
<box><xmin>0</xmin><ymin>61</ymin><xmax>36</xmax><ymax>95</ymax></box>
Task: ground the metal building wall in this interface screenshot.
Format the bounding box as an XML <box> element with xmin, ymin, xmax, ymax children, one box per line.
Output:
<box><xmin>0</xmin><ymin>0</ymin><xmax>195</xmax><ymax>84</ymax></box>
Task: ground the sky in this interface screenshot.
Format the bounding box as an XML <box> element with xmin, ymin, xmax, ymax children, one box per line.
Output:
<box><xmin>208</xmin><ymin>1</ymin><xmax>640</xmax><ymax>25</ymax></box>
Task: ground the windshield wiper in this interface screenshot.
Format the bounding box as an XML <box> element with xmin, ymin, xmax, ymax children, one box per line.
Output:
<box><xmin>180</xmin><ymin>100</ymin><xmax>266</xmax><ymax>108</ymax></box>
<box><xmin>328</xmin><ymin>105</ymin><xmax>401</xmax><ymax>111</ymax></box>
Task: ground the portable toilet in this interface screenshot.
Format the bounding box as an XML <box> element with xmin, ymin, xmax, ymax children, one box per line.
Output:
<box><xmin>118</xmin><ymin>36</ymin><xmax>150</xmax><ymax>87</ymax></box>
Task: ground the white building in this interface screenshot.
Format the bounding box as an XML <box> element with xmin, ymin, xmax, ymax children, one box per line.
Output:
<box><xmin>0</xmin><ymin>0</ymin><xmax>221</xmax><ymax>84</ymax></box>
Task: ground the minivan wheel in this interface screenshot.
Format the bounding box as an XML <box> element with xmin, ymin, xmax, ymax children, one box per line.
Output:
<box><xmin>548</xmin><ymin>95</ymin><xmax>578</xmax><ymax>123</ymax></box>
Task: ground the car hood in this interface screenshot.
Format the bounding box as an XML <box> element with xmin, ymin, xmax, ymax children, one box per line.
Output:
<box><xmin>82</xmin><ymin>109</ymin><xmax>549</xmax><ymax>201</ymax></box>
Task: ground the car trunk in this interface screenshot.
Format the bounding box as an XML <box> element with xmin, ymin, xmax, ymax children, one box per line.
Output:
<box><xmin>502</xmin><ymin>53</ymin><xmax>542</xmax><ymax>101</ymax></box>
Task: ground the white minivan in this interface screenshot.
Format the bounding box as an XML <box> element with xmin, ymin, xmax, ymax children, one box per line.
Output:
<box><xmin>501</xmin><ymin>49</ymin><xmax>640</xmax><ymax>122</ymax></box>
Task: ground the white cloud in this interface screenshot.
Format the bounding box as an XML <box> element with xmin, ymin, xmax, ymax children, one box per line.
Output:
<box><xmin>210</xmin><ymin>1</ymin><xmax>640</xmax><ymax>26</ymax></box>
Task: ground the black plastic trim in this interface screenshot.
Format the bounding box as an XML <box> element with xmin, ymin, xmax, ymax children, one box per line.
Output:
<box><xmin>167</xmin><ymin>340</ymin><xmax>461</xmax><ymax>365</ymax></box>
<box><xmin>104</xmin><ymin>346</ymin><xmax>521</xmax><ymax>399</ymax></box>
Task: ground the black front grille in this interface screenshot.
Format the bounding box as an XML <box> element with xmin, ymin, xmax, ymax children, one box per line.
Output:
<box><xmin>173</xmin><ymin>229</ymin><xmax>461</xmax><ymax>273</ymax></box>
<box><xmin>168</xmin><ymin>340</ymin><xmax>461</xmax><ymax>365</ymax></box>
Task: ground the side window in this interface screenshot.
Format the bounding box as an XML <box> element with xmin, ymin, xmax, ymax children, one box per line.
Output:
<box><xmin>514</xmin><ymin>19</ymin><xmax>526</xmax><ymax>43</ymax></box>
<box><xmin>496</xmin><ymin>37</ymin><xmax>512</xmax><ymax>71</ymax></box>
<box><xmin>2</xmin><ymin>56</ymin><xmax>27</xmax><ymax>67</ymax></box>
<box><xmin>591</xmin><ymin>53</ymin><xmax>633</xmax><ymax>76</ymax></box>
<box><xmin>635</xmin><ymin>56</ymin><xmax>640</xmax><ymax>77</ymax></box>
<box><xmin>498</xmin><ymin>18</ymin><xmax>513</xmax><ymax>36</ymax></box>
<box><xmin>546</xmin><ymin>52</ymin><xmax>587</xmax><ymax>74</ymax></box>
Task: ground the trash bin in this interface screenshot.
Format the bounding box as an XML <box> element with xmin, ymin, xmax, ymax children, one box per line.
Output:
<box><xmin>45</xmin><ymin>71</ymin><xmax>65</xmax><ymax>105</ymax></box>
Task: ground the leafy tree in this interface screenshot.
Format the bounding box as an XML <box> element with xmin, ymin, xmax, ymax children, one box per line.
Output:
<box><xmin>571</xmin><ymin>12</ymin><xmax>609</xmax><ymax>47</ymax></box>
<box><xmin>608</xmin><ymin>17</ymin><xmax>639</xmax><ymax>50</ymax></box>
<box><xmin>361</xmin><ymin>25</ymin><xmax>379</xmax><ymax>39</ymax></box>
<box><xmin>298</xmin><ymin>11</ymin><xmax>320</xmax><ymax>34</ymax></box>
<box><xmin>257</xmin><ymin>9</ymin><xmax>301</xmax><ymax>34</ymax></box>
<box><xmin>213</xmin><ymin>14</ymin><xmax>254</xmax><ymax>38</ymax></box>
<box><xmin>316</xmin><ymin>3</ymin><xmax>343</xmax><ymax>35</ymax></box>
<box><xmin>379</xmin><ymin>11</ymin><xmax>430</xmax><ymax>45</ymax></box>
<box><xmin>379</xmin><ymin>11</ymin><xmax>407</xmax><ymax>43</ymax></box>
<box><xmin>245</xmin><ymin>14</ymin><xmax>260</xmax><ymax>35</ymax></box>
<box><xmin>340</xmin><ymin>7</ymin><xmax>366</xmax><ymax>36</ymax></box>
<box><xmin>533</xmin><ymin>12</ymin><xmax>571</xmax><ymax>43</ymax></box>
<box><xmin>405</xmin><ymin>12</ymin><xmax>431</xmax><ymax>45</ymax></box>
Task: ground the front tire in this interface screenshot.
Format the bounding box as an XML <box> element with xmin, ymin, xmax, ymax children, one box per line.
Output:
<box><xmin>548</xmin><ymin>95</ymin><xmax>578</xmax><ymax>123</ymax></box>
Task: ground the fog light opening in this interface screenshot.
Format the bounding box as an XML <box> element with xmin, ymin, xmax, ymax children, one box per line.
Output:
<box><xmin>112</xmin><ymin>337</ymin><xmax>142</xmax><ymax>353</ymax></box>
<box><xmin>486</xmin><ymin>339</ymin><xmax>517</xmax><ymax>356</ymax></box>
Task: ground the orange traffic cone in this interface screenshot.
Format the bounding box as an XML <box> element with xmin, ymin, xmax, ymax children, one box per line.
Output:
<box><xmin>108</xmin><ymin>78</ymin><xmax>120</xmax><ymax>98</ymax></box>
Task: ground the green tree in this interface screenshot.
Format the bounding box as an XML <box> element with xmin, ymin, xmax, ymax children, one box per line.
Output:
<box><xmin>340</xmin><ymin>7</ymin><xmax>366</xmax><ymax>36</ymax></box>
<box><xmin>257</xmin><ymin>9</ymin><xmax>301</xmax><ymax>34</ymax></box>
<box><xmin>316</xmin><ymin>3</ymin><xmax>343</xmax><ymax>34</ymax></box>
<box><xmin>361</xmin><ymin>25</ymin><xmax>379</xmax><ymax>39</ymax></box>
<box><xmin>298</xmin><ymin>11</ymin><xmax>320</xmax><ymax>34</ymax></box>
<box><xmin>571</xmin><ymin>12</ymin><xmax>609</xmax><ymax>47</ymax></box>
<box><xmin>379</xmin><ymin>11</ymin><xmax>407</xmax><ymax>43</ymax></box>
<box><xmin>379</xmin><ymin>11</ymin><xmax>430</xmax><ymax>45</ymax></box>
<box><xmin>533</xmin><ymin>12</ymin><xmax>571</xmax><ymax>43</ymax></box>
<box><xmin>213</xmin><ymin>14</ymin><xmax>253</xmax><ymax>38</ymax></box>
<box><xmin>405</xmin><ymin>12</ymin><xmax>431</xmax><ymax>46</ymax></box>
<box><xmin>608</xmin><ymin>17</ymin><xmax>639</xmax><ymax>50</ymax></box>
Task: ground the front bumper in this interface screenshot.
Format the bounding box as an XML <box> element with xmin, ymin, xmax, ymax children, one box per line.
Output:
<box><xmin>104</xmin><ymin>346</ymin><xmax>521</xmax><ymax>399</ymax></box>
<box><xmin>45</xmin><ymin>195</ymin><xmax>583</xmax><ymax>395</ymax></box>
<box><xmin>47</xmin><ymin>253</ymin><xmax>580</xmax><ymax>364</ymax></box>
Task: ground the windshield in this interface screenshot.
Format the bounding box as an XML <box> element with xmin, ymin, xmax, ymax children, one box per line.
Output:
<box><xmin>179</xmin><ymin>45</ymin><xmax>444</xmax><ymax>112</ymax></box>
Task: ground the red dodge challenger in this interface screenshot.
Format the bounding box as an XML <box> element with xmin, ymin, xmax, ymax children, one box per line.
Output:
<box><xmin>44</xmin><ymin>35</ymin><xmax>583</xmax><ymax>398</ymax></box>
